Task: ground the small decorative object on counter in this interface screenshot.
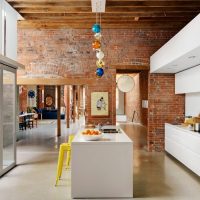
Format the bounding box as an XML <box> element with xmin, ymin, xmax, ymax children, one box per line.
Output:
<box><xmin>81</xmin><ymin>129</ymin><xmax>103</xmax><ymax>141</ymax></box>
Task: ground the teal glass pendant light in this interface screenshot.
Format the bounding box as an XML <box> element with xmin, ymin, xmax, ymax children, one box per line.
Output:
<box><xmin>92</xmin><ymin>24</ymin><xmax>101</xmax><ymax>33</ymax></box>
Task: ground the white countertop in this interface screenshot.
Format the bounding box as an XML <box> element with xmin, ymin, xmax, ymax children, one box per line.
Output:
<box><xmin>19</xmin><ymin>113</ymin><xmax>35</xmax><ymax>117</ymax></box>
<box><xmin>71</xmin><ymin>127</ymin><xmax>133</xmax><ymax>198</ymax></box>
<box><xmin>166</xmin><ymin>123</ymin><xmax>200</xmax><ymax>139</ymax></box>
<box><xmin>72</xmin><ymin>128</ymin><xmax>133</xmax><ymax>144</ymax></box>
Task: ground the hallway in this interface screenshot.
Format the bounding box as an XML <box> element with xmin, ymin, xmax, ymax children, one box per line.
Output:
<box><xmin>0</xmin><ymin>122</ymin><xmax>200</xmax><ymax>200</ymax></box>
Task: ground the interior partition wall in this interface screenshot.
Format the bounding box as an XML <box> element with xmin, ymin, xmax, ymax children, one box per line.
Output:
<box><xmin>0</xmin><ymin>63</ymin><xmax>16</xmax><ymax>177</ymax></box>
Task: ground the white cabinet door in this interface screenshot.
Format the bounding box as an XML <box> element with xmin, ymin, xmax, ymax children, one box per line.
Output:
<box><xmin>165</xmin><ymin>124</ymin><xmax>200</xmax><ymax>176</ymax></box>
<box><xmin>175</xmin><ymin>65</ymin><xmax>200</xmax><ymax>94</ymax></box>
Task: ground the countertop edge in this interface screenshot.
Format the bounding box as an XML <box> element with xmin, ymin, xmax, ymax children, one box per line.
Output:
<box><xmin>165</xmin><ymin>123</ymin><xmax>200</xmax><ymax>138</ymax></box>
<box><xmin>73</xmin><ymin>128</ymin><xmax>133</xmax><ymax>144</ymax></box>
<box><xmin>0</xmin><ymin>54</ymin><xmax>25</xmax><ymax>69</ymax></box>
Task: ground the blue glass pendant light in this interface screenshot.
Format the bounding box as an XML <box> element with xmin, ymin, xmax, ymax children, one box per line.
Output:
<box><xmin>96</xmin><ymin>67</ymin><xmax>104</xmax><ymax>77</ymax></box>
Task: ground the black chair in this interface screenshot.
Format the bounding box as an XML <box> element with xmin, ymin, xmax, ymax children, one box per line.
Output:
<box><xmin>19</xmin><ymin>116</ymin><xmax>26</xmax><ymax>130</ymax></box>
<box><xmin>25</xmin><ymin>115</ymin><xmax>34</xmax><ymax>129</ymax></box>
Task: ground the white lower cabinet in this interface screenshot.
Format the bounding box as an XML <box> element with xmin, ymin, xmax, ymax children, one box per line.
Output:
<box><xmin>165</xmin><ymin>123</ymin><xmax>200</xmax><ymax>176</ymax></box>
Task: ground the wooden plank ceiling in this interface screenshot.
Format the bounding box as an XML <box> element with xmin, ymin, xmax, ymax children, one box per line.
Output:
<box><xmin>7</xmin><ymin>0</ymin><xmax>200</xmax><ymax>29</ymax></box>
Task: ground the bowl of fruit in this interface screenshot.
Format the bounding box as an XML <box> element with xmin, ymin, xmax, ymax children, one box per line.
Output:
<box><xmin>81</xmin><ymin>129</ymin><xmax>103</xmax><ymax>141</ymax></box>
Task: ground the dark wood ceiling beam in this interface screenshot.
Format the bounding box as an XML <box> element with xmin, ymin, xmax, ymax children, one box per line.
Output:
<box><xmin>10</xmin><ymin>1</ymin><xmax>200</xmax><ymax>8</ymax></box>
<box><xmin>114</xmin><ymin>65</ymin><xmax>149</xmax><ymax>71</ymax></box>
<box><xmin>7</xmin><ymin>0</ymin><xmax>198</xmax><ymax>30</ymax></box>
<box><xmin>21</xmin><ymin>12</ymin><xmax>197</xmax><ymax>19</ymax></box>
<box><xmin>7</xmin><ymin>0</ymin><xmax>200</xmax><ymax>3</ymax></box>
<box><xmin>17</xmin><ymin>20</ymin><xmax>187</xmax><ymax>29</ymax></box>
<box><xmin>17</xmin><ymin>17</ymin><xmax>191</xmax><ymax>22</ymax></box>
<box><xmin>12</xmin><ymin>2</ymin><xmax>92</xmax><ymax>8</ymax></box>
<box><xmin>16</xmin><ymin>6</ymin><xmax>200</xmax><ymax>14</ymax></box>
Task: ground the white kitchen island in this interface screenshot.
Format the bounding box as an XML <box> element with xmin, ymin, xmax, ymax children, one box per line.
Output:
<box><xmin>71</xmin><ymin>128</ymin><xmax>133</xmax><ymax>199</ymax></box>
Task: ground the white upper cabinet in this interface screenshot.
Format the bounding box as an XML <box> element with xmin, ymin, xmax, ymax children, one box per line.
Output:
<box><xmin>175</xmin><ymin>65</ymin><xmax>200</xmax><ymax>94</ymax></box>
<box><xmin>150</xmin><ymin>14</ymin><xmax>200</xmax><ymax>73</ymax></box>
<box><xmin>0</xmin><ymin>0</ymin><xmax>21</xmax><ymax>61</ymax></box>
<box><xmin>5</xmin><ymin>2</ymin><xmax>18</xmax><ymax>60</ymax></box>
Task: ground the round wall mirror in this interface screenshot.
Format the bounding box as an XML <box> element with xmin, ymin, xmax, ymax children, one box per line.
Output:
<box><xmin>117</xmin><ymin>75</ymin><xmax>135</xmax><ymax>93</ymax></box>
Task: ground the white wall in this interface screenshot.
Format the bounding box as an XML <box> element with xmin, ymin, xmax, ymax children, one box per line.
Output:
<box><xmin>116</xmin><ymin>88</ymin><xmax>124</xmax><ymax>115</ymax></box>
<box><xmin>185</xmin><ymin>93</ymin><xmax>200</xmax><ymax>117</ymax></box>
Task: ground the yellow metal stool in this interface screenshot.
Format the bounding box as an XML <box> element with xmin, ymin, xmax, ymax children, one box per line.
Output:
<box><xmin>66</xmin><ymin>135</ymin><xmax>75</xmax><ymax>169</ymax></box>
<box><xmin>55</xmin><ymin>135</ymin><xmax>75</xmax><ymax>186</ymax></box>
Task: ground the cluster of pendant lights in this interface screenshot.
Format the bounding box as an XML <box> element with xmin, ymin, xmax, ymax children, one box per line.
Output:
<box><xmin>92</xmin><ymin>21</ymin><xmax>105</xmax><ymax>77</ymax></box>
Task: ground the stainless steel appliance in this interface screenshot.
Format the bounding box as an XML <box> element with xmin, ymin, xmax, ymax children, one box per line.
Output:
<box><xmin>99</xmin><ymin>125</ymin><xmax>121</xmax><ymax>133</ymax></box>
<box><xmin>194</xmin><ymin>123</ymin><xmax>200</xmax><ymax>132</ymax></box>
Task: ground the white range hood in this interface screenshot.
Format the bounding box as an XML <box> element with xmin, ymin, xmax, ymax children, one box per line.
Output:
<box><xmin>150</xmin><ymin>13</ymin><xmax>200</xmax><ymax>73</ymax></box>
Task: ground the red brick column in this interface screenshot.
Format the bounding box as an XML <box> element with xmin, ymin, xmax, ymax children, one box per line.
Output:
<box><xmin>148</xmin><ymin>74</ymin><xmax>185</xmax><ymax>151</ymax></box>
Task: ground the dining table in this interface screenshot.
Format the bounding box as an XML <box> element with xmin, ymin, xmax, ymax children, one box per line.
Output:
<box><xmin>19</xmin><ymin>113</ymin><xmax>35</xmax><ymax>129</ymax></box>
<box><xmin>19</xmin><ymin>112</ymin><xmax>35</xmax><ymax>118</ymax></box>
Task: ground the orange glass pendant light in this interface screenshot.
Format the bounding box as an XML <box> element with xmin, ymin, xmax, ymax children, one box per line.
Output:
<box><xmin>92</xmin><ymin>40</ymin><xmax>101</xmax><ymax>49</ymax></box>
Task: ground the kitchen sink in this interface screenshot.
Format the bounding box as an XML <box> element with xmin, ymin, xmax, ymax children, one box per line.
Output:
<box><xmin>100</xmin><ymin>125</ymin><xmax>121</xmax><ymax>133</ymax></box>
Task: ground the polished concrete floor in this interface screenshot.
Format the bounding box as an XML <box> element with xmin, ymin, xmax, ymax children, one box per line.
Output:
<box><xmin>0</xmin><ymin>119</ymin><xmax>200</xmax><ymax>200</ymax></box>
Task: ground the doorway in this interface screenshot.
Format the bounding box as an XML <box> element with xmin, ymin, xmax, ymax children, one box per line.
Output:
<box><xmin>18</xmin><ymin>84</ymin><xmax>86</xmax><ymax>141</ymax></box>
<box><xmin>116</xmin><ymin>71</ymin><xmax>148</xmax><ymax>126</ymax></box>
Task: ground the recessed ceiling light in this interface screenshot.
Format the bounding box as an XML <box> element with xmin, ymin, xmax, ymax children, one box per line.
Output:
<box><xmin>188</xmin><ymin>56</ymin><xmax>196</xmax><ymax>59</ymax></box>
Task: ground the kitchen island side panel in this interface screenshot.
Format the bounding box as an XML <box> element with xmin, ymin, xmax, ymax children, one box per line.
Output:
<box><xmin>71</xmin><ymin>141</ymin><xmax>133</xmax><ymax>198</ymax></box>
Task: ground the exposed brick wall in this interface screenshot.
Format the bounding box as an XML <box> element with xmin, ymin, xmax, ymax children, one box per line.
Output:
<box><xmin>37</xmin><ymin>85</ymin><xmax>44</xmax><ymax>109</ymax></box>
<box><xmin>85</xmin><ymin>69</ymin><xmax>116</xmax><ymax>125</ymax></box>
<box><xmin>125</xmin><ymin>71</ymin><xmax>148</xmax><ymax>126</ymax></box>
<box><xmin>148</xmin><ymin>74</ymin><xmax>185</xmax><ymax>151</ymax></box>
<box><xmin>125</xmin><ymin>74</ymin><xmax>141</xmax><ymax>123</ymax></box>
<box><xmin>17</xmin><ymin>29</ymin><xmax>177</xmax><ymax>76</ymax></box>
<box><xmin>17</xmin><ymin>28</ymin><xmax>184</xmax><ymax>151</ymax></box>
<box><xmin>140</xmin><ymin>71</ymin><xmax>149</xmax><ymax>126</ymax></box>
<box><xmin>19</xmin><ymin>85</ymin><xmax>27</xmax><ymax>112</ymax></box>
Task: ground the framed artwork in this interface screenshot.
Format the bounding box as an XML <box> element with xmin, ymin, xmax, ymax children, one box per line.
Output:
<box><xmin>91</xmin><ymin>92</ymin><xmax>109</xmax><ymax>116</ymax></box>
<box><xmin>45</xmin><ymin>95</ymin><xmax>53</xmax><ymax>106</ymax></box>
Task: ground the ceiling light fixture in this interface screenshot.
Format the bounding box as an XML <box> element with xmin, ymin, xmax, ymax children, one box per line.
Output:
<box><xmin>91</xmin><ymin>0</ymin><xmax>106</xmax><ymax>78</ymax></box>
<box><xmin>91</xmin><ymin>0</ymin><xmax>106</xmax><ymax>12</ymax></box>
